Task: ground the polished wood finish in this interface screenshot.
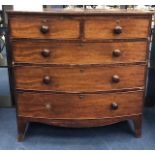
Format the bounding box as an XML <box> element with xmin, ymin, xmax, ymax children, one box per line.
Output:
<box><xmin>7</xmin><ymin>10</ymin><xmax>153</xmax><ymax>16</ymax></box>
<box><xmin>9</xmin><ymin>16</ymin><xmax>80</xmax><ymax>39</ymax></box>
<box><xmin>17</xmin><ymin>91</ymin><xmax>143</xmax><ymax>119</ymax></box>
<box><xmin>14</xmin><ymin>65</ymin><xmax>145</xmax><ymax>92</ymax></box>
<box><xmin>17</xmin><ymin>114</ymin><xmax>142</xmax><ymax>140</ymax></box>
<box><xmin>8</xmin><ymin>10</ymin><xmax>152</xmax><ymax>141</ymax></box>
<box><xmin>85</xmin><ymin>17</ymin><xmax>150</xmax><ymax>39</ymax></box>
<box><xmin>12</xmin><ymin>40</ymin><xmax>147</xmax><ymax>65</ymax></box>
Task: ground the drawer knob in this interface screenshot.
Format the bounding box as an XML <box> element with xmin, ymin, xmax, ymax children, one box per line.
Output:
<box><xmin>112</xmin><ymin>75</ymin><xmax>120</xmax><ymax>83</ymax></box>
<box><xmin>43</xmin><ymin>75</ymin><xmax>51</xmax><ymax>84</ymax></box>
<box><xmin>113</xmin><ymin>26</ymin><xmax>122</xmax><ymax>34</ymax></box>
<box><xmin>41</xmin><ymin>49</ymin><xmax>50</xmax><ymax>57</ymax></box>
<box><xmin>113</xmin><ymin>49</ymin><xmax>121</xmax><ymax>57</ymax></box>
<box><xmin>46</xmin><ymin>103</ymin><xmax>52</xmax><ymax>110</ymax></box>
<box><xmin>40</xmin><ymin>25</ymin><xmax>49</xmax><ymax>34</ymax></box>
<box><xmin>111</xmin><ymin>102</ymin><xmax>118</xmax><ymax>110</ymax></box>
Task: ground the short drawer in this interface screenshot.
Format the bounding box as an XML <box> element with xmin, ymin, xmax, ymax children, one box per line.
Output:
<box><xmin>17</xmin><ymin>91</ymin><xmax>143</xmax><ymax>119</ymax></box>
<box><xmin>9</xmin><ymin>15</ymin><xmax>80</xmax><ymax>39</ymax></box>
<box><xmin>85</xmin><ymin>16</ymin><xmax>150</xmax><ymax>39</ymax></box>
<box><xmin>14</xmin><ymin>65</ymin><xmax>145</xmax><ymax>92</ymax></box>
<box><xmin>12</xmin><ymin>40</ymin><xmax>147</xmax><ymax>65</ymax></box>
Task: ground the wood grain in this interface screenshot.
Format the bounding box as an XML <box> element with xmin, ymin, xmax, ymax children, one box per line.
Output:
<box><xmin>85</xmin><ymin>17</ymin><xmax>150</xmax><ymax>39</ymax></box>
<box><xmin>12</xmin><ymin>40</ymin><xmax>147</xmax><ymax>65</ymax></box>
<box><xmin>7</xmin><ymin>10</ymin><xmax>153</xmax><ymax>16</ymax></box>
<box><xmin>17</xmin><ymin>114</ymin><xmax>142</xmax><ymax>141</ymax></box>
<box><xmin>17</xmin><ymin>91</ymin><xmax>143</xmax><ymax>119</ymax></box>
<box><xmin>9</xmin><ymin>16</ymin><xmax>80</xmax><ymax>39</ymax></box>
<box><xmin>7</xmin><ymin>11</ymin><xmax>152</xmax><ymax>139</ymax></box>
<box><xmin>14</xmin><ymin>65</ymin><xmax>145</xmax><ymax>92</ymax></box>
<box><xmin>18</xmin><ymin>115</ymin><xmax>141</xmax><ymax>129</ymax></box>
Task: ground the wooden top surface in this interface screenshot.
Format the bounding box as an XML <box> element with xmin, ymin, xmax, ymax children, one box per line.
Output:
<box><xmin>7</xmin><ymin>9</ymin><xmax>153</xmax><ymax>16</ymax></box>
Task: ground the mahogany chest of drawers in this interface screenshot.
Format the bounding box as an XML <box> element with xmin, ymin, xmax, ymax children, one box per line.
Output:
<box><xmin>7</xmin><ymin>10</ymin><xmax>152</xmax><ymax>141</ymax></box>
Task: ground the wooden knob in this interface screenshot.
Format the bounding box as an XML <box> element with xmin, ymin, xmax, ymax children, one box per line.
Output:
<box><xmin>111</xmin><ymin>102</ymin><xmax>118</xmax><ymax>110</ymax></box>
<box><xmin>41</xmin><ymin>49</ymin><xmax>50</xmax><ymax>57</ymax></box>
<box><xmin>43</xmin><ymin>75</ymin><xmax>51</xmax><ymax>84</ymax></box>
<box><xmin>40</xmin><ymin>25</ymin><xmax>49</xmax><ymax>34</ymax></box>
<box><xmin>113</xmin><ymin>49</ymin><xmax>121</xmax><ymax>57</ymax></box>
<box><xmin>45</xmin><ymin>103</ymin><xmax>52</xmax><ymax>110</ymax></box>
<box><xmin>113</xmin><ymin>26</ymin><xmax>122</xmax><ymax>34</ymax></box>
<box><xmin>112</xmin><ymin>75</ymin><xmax>120</xmax><ymax>83</ymax></box>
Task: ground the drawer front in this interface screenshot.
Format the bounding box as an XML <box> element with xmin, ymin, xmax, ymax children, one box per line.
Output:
<box><xmin>85</xmin><ymin>17</ymin><xmax>150</xmax><ymax>39</ymax></box>
<box><xmin>17</xmin><ymin>91</ymin><xmax>143</xmax><ymax>119</ymax></box>
<box><xmin>9</xmin><ymin>16</ymin><xmax>80</xmax><ymax>39</ymax></box>
<box><xmin>12</xmin><ymin>41</ymin><xmax>147</xmax><ymax>65</ymax></box>
<box><xmin>14</xmin><ymin>65</ymin><xmax>145</xmax><ymax>92</ymax></box>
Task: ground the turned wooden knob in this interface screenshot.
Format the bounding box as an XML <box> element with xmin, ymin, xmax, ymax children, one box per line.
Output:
<box><xmin>43</xmin><ymin>75</ymin><xmax>51</xmax><ymax>84</ymax></box>
<box><xmin>41</xmin><ymin>49</ymin><xmax>50</xmax><ymax>57</ymax></box>
<box><xmin>113</xmin><ymin>49</ymin><xmax>121</xmax><ymax>57</ymax></box>
<box><xmin>40</xmin><ymin>25</ymin><xmax>49</xmax><ymax>34</ymax></box>
<box><xmin>111</xmin><ymin>102</ymin><xmax>118</xmax><ymax>110</ymax></box>
<box><xmin>112</xmin><ymin>75</ymin><xmax>120</xmax><ymax>83</ymax></box>
<box><xmin>113</xmin><ymin>26</ymin><xmax>122</xmax><ymax>34</ymax></box>
<box><xmin>45</xmin><ymin>103</ymin><xmax>52</xmax><ymax>110</ymax></box>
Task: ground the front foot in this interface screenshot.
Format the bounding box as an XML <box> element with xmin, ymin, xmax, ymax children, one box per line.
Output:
<box><xmin>133</xmin><ymin>115</ymin><xmax>142</xmax><ymax>138</ymax></box>
<box><xmin>17</xmin><ymin>134</ymin><xmax>25</xmax><ymax>142</ymax></box>
<box><xmin>17</xmin><ymin>118</ymin><xmax>29</xmax><ymax>142</ymax></box>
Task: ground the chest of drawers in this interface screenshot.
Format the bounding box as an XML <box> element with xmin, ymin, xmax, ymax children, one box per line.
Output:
<box><xmin>7</xmin><ymin>11</ymin><xmax>152</xmax><ymax>141</ymax></box>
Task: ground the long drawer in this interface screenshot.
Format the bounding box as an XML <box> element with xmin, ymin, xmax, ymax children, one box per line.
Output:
<box><xmin>17</xmin><ymin>91</ymin><xmax>143</xmax><ymax>119</ymax></box>
<box><xmin>9</xmin><ymin>15</ymin><xmax>80</xmax><ymax>39</ymax></box>
<box><xmin>85</xmin><ymin>16</ymin><xmax>150</xmax><ymax>39</ymax></box>
<box><xmin>12</xmin><ymin>41</ymin><xmax>147</xmax><ymax>65</ymax></box>
<box><xmin>14</xmin><ymin>65</ymin><xmax>145</xmax><ymax>92</ymax></box>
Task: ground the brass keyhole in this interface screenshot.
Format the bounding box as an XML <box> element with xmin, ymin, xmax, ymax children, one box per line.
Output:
<box><xmin>79</xmin><ymin>95</ymin><xmax>84</xmax><ymax>99</ymax></box>
<box><xmin>116</xmin><ymin>19</ymin><xmax>120</xmax><ymax>25</ymax></box>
